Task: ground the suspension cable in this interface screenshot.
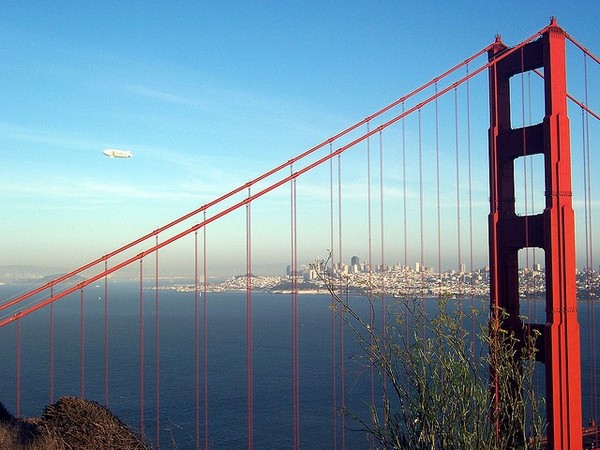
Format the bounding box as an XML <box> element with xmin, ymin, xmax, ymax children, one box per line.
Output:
<box><xmin>337</xmin><ymin>153</ymin><xmax>346</xmax><ymax>450</ymax></box>
<box><xmin>80</xmin><ymin>288</ymin><xmax>85</xmax><ymax>398</ymax></box>
<box><xmin>155</xmin><ymin>237</ymin><xmax>161</xmax><ymax>449</ymax></box>
<box><xmin>0</xmin><ymin>31</ymin><xmax>551</xmax><ymax>327</ymax></box>
<box><xmin>194</xmin><ymin>231</ymin><xmax>200</xmax><ymax>450</ymax></box>
<box><xmin>418</xmin><ymin>108</ymin><xmax>425</xmax><ymax>298</ymax></box>
<box><xmin>104</xmin><ymin>261</ymin><xmax>109</xmax><ymax>407</ymax></box>
<box><xmin>366</xmin><ymin>122</ymin><xmax>375</xmax><ymax>421</ymax></box>
<box><xmin>203</xmin><ymin>212</ymin><xmax>209</xmax><ymax>449</ymax></box>
<box><xmin>50</xmin><ymin>288</ymin><xmax>55</xmax><ymax>404</ymax></box>
<box><xmin>435</xmin><ymin>83</ymin><xmax>442</xmax><ymax>290</ymax></box>
<box><xmin>246</xmin><ymin>188</ymin><xmax>254</xmax><ymax>450</ymax></box>
<box><xmin>454</xmin><ymin>87</ymin><xmax>463</xmax><ymax>305</ymax></box>
<box><xmin>290</xmin><ymin>171</ymin><xmax>300</xmax><ymax>450</ymax></box>
<box><xmin>582</xmin><ymin>51</ymin><xmax>598</xmax><ymax>423</ymax></box>
<box><xmin>0</xmin><ymin>42</ymin><xmax>500</xmax><ymax>317</ymax></box>
<box><xmin>139</xmin><ymin>259</ymin><xmax>145</xmax><ymax>437</ymax></box>
<box><xmin>16</xmin><ymin>318</ymin><xmax>21</xmax><ymax>417</ymax></box>
<box><xmin>378</xmin><ymin>130</ymin><xmax>387</xmax><ymax>407</ymax></box>
<box><xmin>329</xmin><ymin>142</ymin><xmax>337</xmax><ymax>450</ymax></box>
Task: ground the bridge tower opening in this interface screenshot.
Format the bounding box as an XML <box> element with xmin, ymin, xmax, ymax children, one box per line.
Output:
<box><xmin>488</xmin><ymin>18</ymin><xmax>583</xmax><ymax>449</ymax></box>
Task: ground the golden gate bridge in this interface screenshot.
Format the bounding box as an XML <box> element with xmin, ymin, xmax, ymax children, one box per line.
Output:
<box><xmin>1</xmin><ymin>18</ymin><xmax>599</xmax><ymax>449</ymax></box>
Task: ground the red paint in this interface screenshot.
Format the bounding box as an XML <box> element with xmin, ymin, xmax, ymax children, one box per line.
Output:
<box><xmin>488</xmin><ymin>18</ymin><xmax>582</xmax><ymax>449</ymax></box>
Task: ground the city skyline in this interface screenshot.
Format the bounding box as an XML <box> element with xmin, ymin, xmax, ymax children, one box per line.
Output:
<box><xmin>1</xmin><ymin>3</ymin><xmax>598</xmax><ymax>276</ymax></box>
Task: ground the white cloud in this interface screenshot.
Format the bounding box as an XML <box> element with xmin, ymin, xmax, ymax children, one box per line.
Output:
<box><xmin>0</xmin><ymin>176</ymin><xmax>211</xmax><ymax>204</ymax></box>
<box><xmin>124</xmin><ymin>85</ymin><xmax>203</xmax><ymax>107</ymax></box>
<box><xmin>0</xmin><ymin>122</ymin><xmax>103</xmax><ymax>151</ymax></box>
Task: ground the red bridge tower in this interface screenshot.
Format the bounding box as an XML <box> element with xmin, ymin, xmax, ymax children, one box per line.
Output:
<box><xmin>488</xmin><ymin>18</ymin><xmax>582</xmax><ymax>449</ymax></box>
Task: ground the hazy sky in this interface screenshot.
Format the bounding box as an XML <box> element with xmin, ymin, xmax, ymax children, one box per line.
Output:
<box><xmin>1</xmin><ymin>2</ymin><xmax>598</xmax><ymax>276</ymax></box>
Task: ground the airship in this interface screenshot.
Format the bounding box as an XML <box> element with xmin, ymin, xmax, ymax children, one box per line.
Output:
<box><xmin>103</xmin><ymin>148</ymin><xmax>133</xmax><ymax>158</ymax></box>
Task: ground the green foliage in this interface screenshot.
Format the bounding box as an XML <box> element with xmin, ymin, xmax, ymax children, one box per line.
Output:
<box><xmin>323</xmin><ymin>275</ymin><xmax>546</xmax><ymax>449</ymax></box>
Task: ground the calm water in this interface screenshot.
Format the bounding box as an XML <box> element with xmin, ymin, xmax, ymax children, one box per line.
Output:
<box><xmin>0</xmin><ymin>283</ymin><xmax>598</xmax><ymax>449</ymax></box>
<box><xmin>0</xmin><ymin>283</ymin><xmax>375</xmax><ymax>449</ymax></box>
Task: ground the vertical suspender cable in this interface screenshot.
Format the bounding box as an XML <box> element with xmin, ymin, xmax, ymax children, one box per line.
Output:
<box><xmin>522</xmin><ymin>66</ymin><xmax>539</xmax><ymax>431</ymax></box>
<box><xmin>418</xmin><ymin>109</ymin><xmax>425</xmax><ymax>297</ymax></box>
<box><xmin>466</xmin><ymin>67</ymin><xmax>474</xmax><ymax>277</ymax></box>
<box><xmin>490</xmin><ymin>55</ymin><xmax>501</xmax><ymax>437</ymax></box>
<box><xmin>290</xmin><ymin>172</ymin><xmax>300</xmax><ymax>450</ymax></box>
<box><xmin>452</xmin><ymin>88</ymin><xmax>465</xmax><ymax>386</ymax></box>
<box><xmin>246</xmin><ymin>188</ymin><xmax>254</xmax><ymax>450</ymax></box>
<box><xmin>402</xmin><ymin>102</ymin><xmax>408</xmax><ymax>270</ymax></box>
<box><xmin>155</xmin><ymin>237</ymin><xmax>161</xmax><ymax>449</ymax></box>
<box><xmin>50</xmin><ymin>287</ymin><xmax>54</xmax><ymax>404</ymax></box>
<box><xmin>526</xmin><ymin>70</ymin><xmax>538</xmax><ymax>323</ymax></box>
<box><xmin>203</xmin><ymin>211</ymin><xmax>209</xmax><ymax>450</ymax></box>
<box><xmin>582</xmin><ymin>52</ymin><xmax>598</xmax><ymax>423</ymax></box>
<box><xmin>329</xmin><ymin>143</ymin><xmax>337</xmax><ymax>450</ymax></box>
<box><xmin>520</xmin><ymin>53</ymin><xmax>531</xmax><ymax>322</ymax></box>
<box><xmin>366</xmin><ymin>122</ymin><xmax>375</xmax><ymax>417</ymax></box>
<box><xmin>378</xmin><ymin>130</ymin><xmax>386</xmax><ymax>391</ymax></box>
<box><xmin>587</xmin><ymin>121</ymin><xmax>598</xmax><ymax>428</ymax></box>
<box><xmin>295</xmin><ymin>181</ymin><xmax>300</xmax><ymax>450</ymax></box>
<box><xmin>401</xmin><ymin>102</ymin><xmax>407</xmax><ymax>402</ymax></box>
<box><xmin>194</xmin><ymin>231</ymin><xmax>200</xmax><ymax>450</ymax></box>
<box><xmin>139</xmin><ymin>258</ymin><xmax>145</xmax><ymax>437</ymax></box>
<box><xmin>582</xmin><ymin>104</ymin><xmax>593</xmax><ymax>424</ymax></box>
<box><xmin>454</xmin><ymin>88</ymin><xmax>463</xmax><ymax>305</ymax></box>
<box><xmin>524</xmin><ymin>62</ymin><xmax>540</xmax><ymax>416</ymax></box>
<box><xmin>80</xmin><ymin>288</ymin><xmax>85</xmax><ymax>398</ymax></box>
<box><xmin>16</xmin><ymin>318</ymin><xmax>21</xmax><ymax>417</ymax></box>
<box><xmin>290</xmin><ymin>170</ymin><xmax>296</xmax><ymax>447</ymax></box>
<box><xmin>466</xmin><ymin>65</ymin><xmax>476</xmax><ymax>346</ymax></box>
<box><xmin>586</xmin><ymin>56</ymin><xmax>597</xmax><ymax>424</ymax></box>
<box><xmin>528</xmin><ymin>70</ymin><xmax>539</xmax><ymax>324</ymax></box>
<box><xmin>520</xmin><ymin>55</ymin><xmax>534</xmax><ymax>386</ymax></box>
<box><xmin>435</xmin><ymin>84</ymin><xmax>442</xmax><ymax>287</ymax></box>
<box><xmin>338</xmin><ymin>153</ymin><xmax>346</xmax><ymax>450</ymax></box>
<box><xmin>104</xmin><ymin>261</ymin><xmax>109</xmax><ymax>406</ymax></box>
<box><xmin>290</xmin><ymin>181</ymin><xmax>296</xmax><ymax>444</ymax></box>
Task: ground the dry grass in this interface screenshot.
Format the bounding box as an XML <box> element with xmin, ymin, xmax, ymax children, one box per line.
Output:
<box><xmin>0</xmin><ymin>397</ymin><xmax>151</xmax><ymax>450</ymax></box>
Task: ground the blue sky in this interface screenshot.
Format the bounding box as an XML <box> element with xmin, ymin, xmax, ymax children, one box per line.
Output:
<box><xmin>1</xmin><ymin>2</ymin><xmax>599</xmax><ymax>276</ymax></box>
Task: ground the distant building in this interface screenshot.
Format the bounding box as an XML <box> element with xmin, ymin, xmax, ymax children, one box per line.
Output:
<box><xmin>286</xmin><ymin>265</ymin><xmax>302</xmax><ymax>277</ymax></box>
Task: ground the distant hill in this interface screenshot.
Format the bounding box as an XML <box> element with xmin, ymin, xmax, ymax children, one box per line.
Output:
<box><xmin>0</xmin><ymin>265</ymin><xmax>68</xmax><ymax>284</ymax></box>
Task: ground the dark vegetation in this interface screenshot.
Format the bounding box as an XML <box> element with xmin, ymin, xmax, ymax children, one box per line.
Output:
<box><xmin>0</xmin><ymin>397</ymin><xmax>150</xmax><ymax>450</ymax></box>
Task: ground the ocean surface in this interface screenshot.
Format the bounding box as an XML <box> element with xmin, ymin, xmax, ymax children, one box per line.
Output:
<box><xmin>0</xmin><ymin>282</ymin><xmax>598</xmax><ymax>449</ymax></box>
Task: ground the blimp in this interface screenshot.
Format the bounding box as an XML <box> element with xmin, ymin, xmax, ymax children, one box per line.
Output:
<box><xmin>103</xmin><ymin>148</ymin><xmax>132</xmax><ymax>158</ymax></box>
